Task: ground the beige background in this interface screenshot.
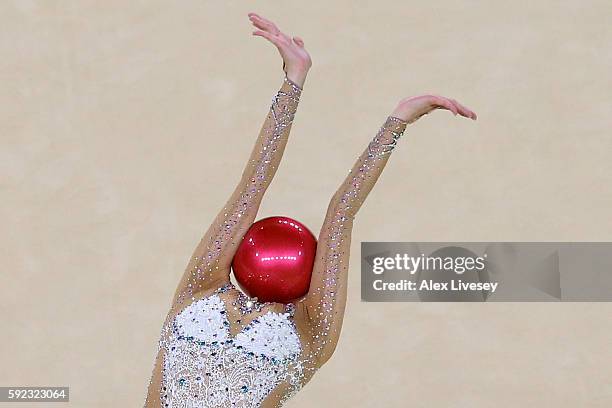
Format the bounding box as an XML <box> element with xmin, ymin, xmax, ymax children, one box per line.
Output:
<box><xmin>2</xmin><ymin>1</ymin><xmax>611</xmax><ymax>407</ymax></box>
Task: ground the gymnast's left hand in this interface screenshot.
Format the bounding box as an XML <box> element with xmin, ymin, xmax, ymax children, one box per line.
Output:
<box><xmin>248</xmin><ymin>12</ymin><xmax>312</xmax><ymax>88</ymax></box>
<box><xmin>391</xmin><ymin>94</ymin><xmax>478</xmax><ymax>123</ymax></box>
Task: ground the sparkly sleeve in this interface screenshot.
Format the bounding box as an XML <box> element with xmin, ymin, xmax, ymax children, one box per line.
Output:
<box><xmin>301</xmin><ymin>116</ymin><xmax>407</xmax><ymax>364</ymax></box>
<box><xmin>174</xmin><ymin>77</ymin><xmax>303</xmax><ymax>300</ymax></box>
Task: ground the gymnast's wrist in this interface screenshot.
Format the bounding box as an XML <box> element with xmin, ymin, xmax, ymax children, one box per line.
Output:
<box><xmin>384</xmin><ymin>115</ymin><xmax>408</xmax><ymax>133</ymax></box>
<box><xmin>280</xmin><ymin>74</ymin><xmax>304</xmax><ymax>99</ymax></box>
<box><xmin>285</xmin><ymin>68</ymin><xmax>307</xmax><ymax>89</ymax></box>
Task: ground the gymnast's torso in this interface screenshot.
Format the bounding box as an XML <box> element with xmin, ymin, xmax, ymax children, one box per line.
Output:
<box><xmin>147</xmin><ymin>283</ymin><xmax>308</xmax><ymax>408</ymax></box>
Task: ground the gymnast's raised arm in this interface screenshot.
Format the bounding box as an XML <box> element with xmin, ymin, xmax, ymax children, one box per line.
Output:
<box><xmin>299</xmin><ymin>95</ymin><xmax>477</xmax><ymax>366</ymax></box>
<box><xmin>172</xmin><ymin>13</ymin><xmax>312</xmax><ymax>302</ymax></box>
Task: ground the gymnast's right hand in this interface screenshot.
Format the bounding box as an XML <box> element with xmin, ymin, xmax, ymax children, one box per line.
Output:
<box><xmin>248</xmin><ymin>12</ymin><xmax>312</xmax><ymax>88</ymax></box>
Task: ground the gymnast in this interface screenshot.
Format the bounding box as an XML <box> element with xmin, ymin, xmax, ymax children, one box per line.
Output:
<box><xmin>145</xmin><ymin>12</ymin><xmax>476</xmax><ymax>408</ymax></box>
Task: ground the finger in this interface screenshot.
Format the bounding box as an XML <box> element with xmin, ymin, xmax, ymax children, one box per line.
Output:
<box><xmin>450</xmin><ymin>98</ymin><xmax>477</xmax><ymax>120</ymax></box>
<box><xmin>249</xmin><ymin>13</ymin><xmax>280</xmax><ymax>34</ymax></box>
<box><xmin>248</xmin><ymin>14</ymin><xmax>272</xmax><ymax>30</ymax></box>
<box><xmin>443</xmin><ymin>97</ymin><xmax>472</xmax><ymax>119</ymax></box>
<box><xmin>256</xmin><ymin>14</ymin><xmax>280</xmax><ymax>31</ymax></box>
<box><xmin>431</xmin><ymin>96</ymin><xmax>458</xmax><ymax>116</ymax></box>
<box><xmin>292</xmin><ymin>36</ymin><xmax>305</xmax><ymax>47</ymax></box>
<box><xmin>248</xmin><ymin>12</ymin><xmax>266</xmax><ymax>22</ymax></box>
<box><xmin>448</xmin><ymin>98</ymin><xmax>470</xmax><ymax>118</ymax></box>
<box><xmin>249</xmin><ymin>16</ymin><xmax>277</xmax><ymax>34</ymax></box>
<box><xmin>250</xmin><ymin>17</ymin><xmax>271</xmax><ymax>32</ymax></box>
<box><xmin>250</xmin><ymin>15</ymin><xmax>289</xmax><ymax>43</ymax></box>
<box><xmin>252</xmin><ymin>30</ymin><xmax>282</xmax><ymax>47</ymax></box>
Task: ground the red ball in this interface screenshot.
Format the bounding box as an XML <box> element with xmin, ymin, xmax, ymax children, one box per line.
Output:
<box><xmin>232</xmin><ymin>216</ymin><xmax>317</xmax><ymax>303</ymax></box>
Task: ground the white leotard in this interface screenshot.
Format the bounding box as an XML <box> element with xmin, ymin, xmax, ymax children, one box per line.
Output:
<box><xmin>160</xmin><ymin>285</ymin><xmax>303</xmax><ymax>407</ymax></box>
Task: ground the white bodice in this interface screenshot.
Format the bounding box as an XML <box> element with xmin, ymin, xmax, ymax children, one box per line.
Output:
<box><xmin>160</xmin><ymin>290</ymin><xmax>303</xmax><ymax>407</ymax></box>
